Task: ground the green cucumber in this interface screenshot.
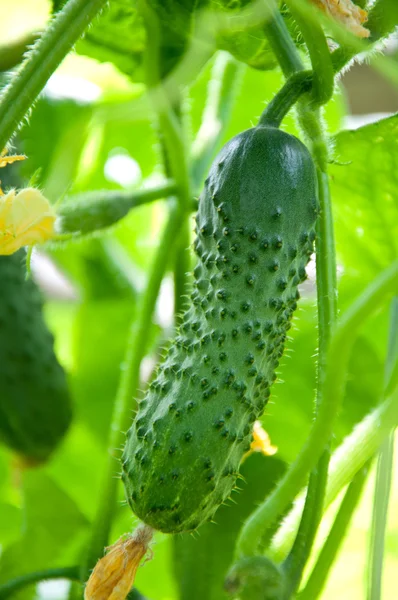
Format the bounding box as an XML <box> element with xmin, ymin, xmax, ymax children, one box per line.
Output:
<box><xmin>122</xmin><ymin>124</ymin><xmax>318</xmax><ymax>533</ymax></box>
<box><xmin>0</xmin><ymin>251</ymin><xmax>72</xmax><ymax>463</ymax></box>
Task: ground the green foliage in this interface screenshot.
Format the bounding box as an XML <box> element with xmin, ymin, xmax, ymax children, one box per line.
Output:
<box><xmin>330</xmin><ymin>115</ymin><xmax>398</xmax><ymax>280</ymax></box>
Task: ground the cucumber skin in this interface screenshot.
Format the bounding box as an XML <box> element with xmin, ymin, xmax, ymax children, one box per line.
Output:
<box><xmin>122</xmin><ymin>125</ymin><xmax>318</xmax><ymax>533</ymax></box>
<box><xmin>0</xmin><ymin>251</ymin><xmax>72</xmax><ymax>463</ymax></box>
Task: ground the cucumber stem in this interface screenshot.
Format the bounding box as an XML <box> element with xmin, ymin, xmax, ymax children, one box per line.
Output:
<box><xmin>0</xmin><ymin>567</ymin><xmax>79</xmax><ymax>600</ymax></box>
<box><xmin>235</xmin><ymin>259</ymin><xmax>398</xmax><ymax>558</ymax></box>
<box><xmin>258</xmin><ymin>70</ymin><xmax>312</xmax><ymax>127</ymax></box>
<box><xmin>0</xmin><ymin>0</ymin><xmax>108</xmax><ymax>150</ymax></box>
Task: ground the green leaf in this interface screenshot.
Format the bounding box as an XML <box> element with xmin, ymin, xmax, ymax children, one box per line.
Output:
<box><xmin>173</xmin><ymin>454</ymin><xmax>286</xmax><ymax>600</ymax></box>
<box><xmin>329</xmin><ymin>114</ymin><xmax>398</xmax><ymax>279</ymax></box>
<box><xmin>52</xmin><ymin>0</ymin><xmax>145</xmax><ymax>79</ymax></box>
<box><xmin>71</xmin><ymin>299</ymin><xmax>135</xmax><ymax>443</ymax></box>
<box><xmin>210</xmin><ymin>0</ymin><xmax>276</xmax><ymax>70</ymax></box>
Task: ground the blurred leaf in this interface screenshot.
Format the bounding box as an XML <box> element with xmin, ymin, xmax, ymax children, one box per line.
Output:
<box><xmin>71</xmin><ymin>299</ymin><xmax>135</xmax><ymax>443</ymax></box>
<box><xmin>212</xmin><ymin>0</ymin><xmax>276</xmax><ymax>70</ymax></box>
<box><xmin>330</xmin><ymin>114</ymin><xmax>398</xmax><ymax>279</ymax></box>
<box><xmin>54</xmin><ymin>0</ymin><xmax>204</xmax><ymax>82</ymax></box>
<box><xmin>0</xmin><ymin>472</ymin><xmax>88</xmax><ymax>598</ymax></box>
<box><xmin>173</xmin><ymin>454</ymin><xmax>286</xmax><ymax>600</ymax></box>
<box><xmin>52</xmin><ymin>0</ymin><xmax>145</xmax><ymax>79</ymax></box>
<box><xmin>0</xmin><ymin>504</ymin><xmax>22</xmax><ymax>547</ymax></box>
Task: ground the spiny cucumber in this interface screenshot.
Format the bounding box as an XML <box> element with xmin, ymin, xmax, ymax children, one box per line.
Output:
<box><xmin>122</xmin><ymin>124</ymin><xmax>318</xmax><ymax>533</ymax></box>
<box><xmin>0</xmin><ymin>251</ymin><xmax>72</xmax><ymax>463</ymax></box>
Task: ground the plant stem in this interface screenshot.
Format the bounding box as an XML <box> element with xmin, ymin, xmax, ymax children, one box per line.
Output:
<box><xmin>259</xmin><ymin>70</ymin><xmax>312</xmax><ymax>128</ymax></box>
<box><xmin>0</xmin><ymin>567</ymin><xmax>80</xmax><ymax>599</ymax></box>
<box><xmin>282</xmin><ymin>451</ymin><xmax>329</xmax><ymax>597</ymax></box>
<box><xmin>0</xmin><ymin>0</ymin><xmax>107</xmax><ymax>150</ymax></box>
<box><xmin>235</xmin><ymin>260</ymin><xmax>398</xmax><ymax>558</ymax></box>
<box><xmin>298</xmin><ymin>463</ymin><xmax>370</xmax><ymax>600</ymax></box>
<box><xmin>191</xmin><ymin>52</ymin><xmax>244</xmax><ymax>189</ymax></box>
<box><xmin>57</xmin><ymin>180</ymin><xmax>178</xmax><ymax>235</ymax></box>
<box><xmin>367</xmin><ymin>297</ymin><xmax>398</xmax><ymax>600</ymax></box>
<box><xmin>263</xmin><ymin>3</ymin><xmax>304</xmax><ymax>77</ymax></box>
<box><xmin>80</xmin><ymin>202</ymin><xmax>184</xmax><ymax>578</ymax></box>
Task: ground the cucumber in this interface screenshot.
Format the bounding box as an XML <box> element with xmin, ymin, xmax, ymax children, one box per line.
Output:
<box><xmin>0</xmin><ymin>251</ymin><xmax>72</xmax><ymax>463</ymax></box>
<box><xmin>122</xmin><ymin>124</ymin><xmax>318</xmax><ymax>533</ymax></box>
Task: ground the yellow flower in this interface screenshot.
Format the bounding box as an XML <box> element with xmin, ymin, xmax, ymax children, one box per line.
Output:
<box><xmin>243</xmin><ymin>421</ymin><xmax>278</xmax><ymax>462</ymax></box>
<box><xmin>85</xmin><ymin>526</ymin><xmax>153</xmax><ymax>600</ymax></box>
<box><xmin>0</xmin><ymin>187</ymin><xmax>56</xmax><ymax>255</ymax></box>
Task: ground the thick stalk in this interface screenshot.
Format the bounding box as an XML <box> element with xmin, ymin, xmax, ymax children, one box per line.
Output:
<box><xmin>80</xmin><ymin>203</ymin><xmax>184</xmax><ymax>577</ymax></box>
<box><xmin>263</xmin><ymin>4</ymin><xmax>304</xmax><ymax>77</ymax></box>
<box><xmin>297</xmin><ymin>463</ymin><xmax>370</xmax><ymax>600</ymax></box>
<box><xmin>259</xmin><ymin>70</ymin><xmax>312</xmax><ymax>127</ymax></box>
<box><xmin>235</xmin><ymin>260</ymin><xmax>398</xmax><ymax>558</ymax></box>
<box><xmin>0</xmin><ymin>0</ymin><xmax>107</xmax><ymax>150</ymax></box>
<box><xmin>0</xmin><ymin>567</ymin><xmax>79</xmax><ymax>599</ymax></box>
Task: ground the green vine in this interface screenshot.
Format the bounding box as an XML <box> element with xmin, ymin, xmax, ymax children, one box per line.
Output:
<box><xmin>0</xmin><ymin>0</ymin><xmax>108</xmax><ymax>150</ymax></box>
<box><xmin>259</xmin><ymin>70</ymin><xmax>312</xmax><ymax>127</ymax></box>
<box><xmin>298</xmin><ymin>463</ymin><xmax>371</xmax><ymax>600</ymax></box>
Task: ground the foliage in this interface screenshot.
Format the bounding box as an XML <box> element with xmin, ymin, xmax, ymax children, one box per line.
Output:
<box><xmin>0</xmin><ymin>0</ymin><xmax>397</xmax><ymax>599</ymax></box>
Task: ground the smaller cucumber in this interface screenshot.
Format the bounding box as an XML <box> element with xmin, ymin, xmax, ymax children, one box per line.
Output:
<box><xmin>0</xmin><ymin>251</ymin><xmax>72</xmax><ymax>463</ymax></box>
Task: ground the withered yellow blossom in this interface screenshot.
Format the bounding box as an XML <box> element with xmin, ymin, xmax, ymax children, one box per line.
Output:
<box><xmin>248</xmin><ymin>421</ymin><xmax>278</xmax><ymax>458</ymax></box>
<box><xmin>84</xmin><ymin>526</ymin><xmax>153</xmax><ymax>600</ymax></box>
<box><xmin>0</xmin><ymin>187</ymin><xmax>56</xmax><ymax>255</ymax></box>
<box><xmin>312</xmin><ymin>0</ymin><xmax>370</xmax><ymax>38</ymax></box>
